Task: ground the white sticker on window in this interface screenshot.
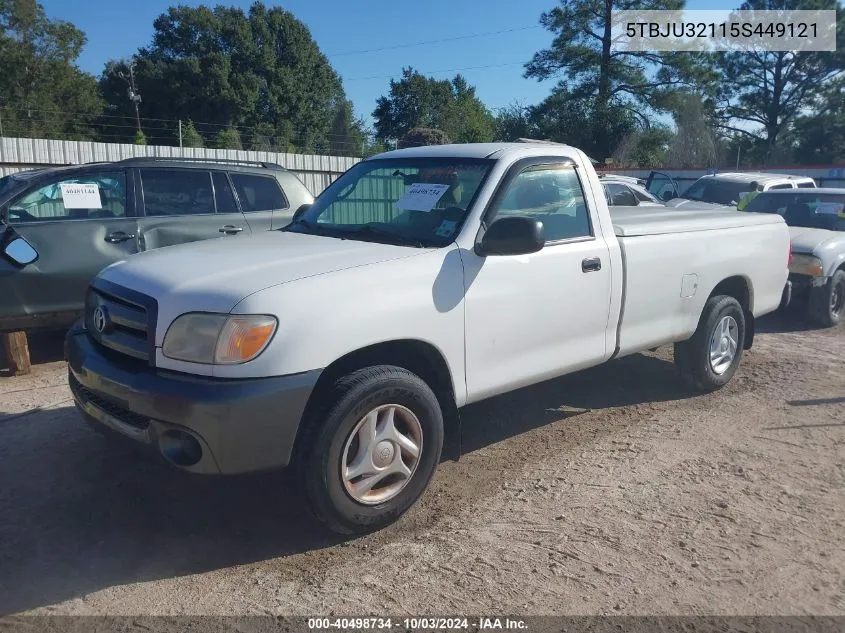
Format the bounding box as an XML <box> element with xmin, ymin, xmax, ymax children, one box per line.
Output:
<box><xmin>60</xmin><ymin>183</ymin><xmax>101</xmax><ymax>209</ymax></box>
<box><xmin>435</xmin><ymin>220</ymin><xmax>457</xmax><ymax>238</ymax></box>
<box><xmin>814</xmin><ymin>202</ymin><xmax>844</xmax><ymax>215</ymax></box>
<box><xmin>396</xmin><ymin>183</ymin><xmax>450</xmax><ymax>212</ymax></box>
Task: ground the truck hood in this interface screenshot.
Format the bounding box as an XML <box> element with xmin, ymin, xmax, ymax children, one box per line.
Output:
<box><xmin>788</xmin><ymin>226</ymin><xmax>841</xmax><ymax>255</ymax></box>
<box><xmin>99</xmin><ymin>230</ymin><xmax>430</xmax><ymax>313</ymax></box>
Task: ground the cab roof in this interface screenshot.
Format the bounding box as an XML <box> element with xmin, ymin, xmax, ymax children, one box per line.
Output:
<box><xmin>754</xmin><ymin>187</ymin><xmax>845</xmax><ymax>195</ymax></box>
<box><xmin>701</xmin><ymin>172</ymin><xmax>814</xmax><ymax>183</ymax></box>
<box><xmin>370</xmin><ymin>142</ymin><xmax>580</xmax><ymax>161</ymax></box>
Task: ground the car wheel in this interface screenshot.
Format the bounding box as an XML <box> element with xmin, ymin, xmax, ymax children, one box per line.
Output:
<box><xmin>297</xmin><ymin>365</ymin><xmax>444</xmax><ymax>535</ymax></box>
<box><xmin>808</xmin><ymin>269</ymin><xmax>845</xmax><ymax>328</ymax></box>
<box><xmin>674</xmin><ymin>295</ymin><xmax>746</xmax><ymax>393</ymax></box>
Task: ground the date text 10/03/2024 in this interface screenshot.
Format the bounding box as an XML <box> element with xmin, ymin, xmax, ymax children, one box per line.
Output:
<box><xmin>307</xmin><ymin>617</ymin><xmax>528</xmax><ymax>630</ymax></box>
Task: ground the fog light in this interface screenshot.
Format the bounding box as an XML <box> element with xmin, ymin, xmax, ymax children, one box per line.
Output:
<box><xmin>159</xmin><ymin>429</ymin><xmax>203</xmax><ymax>467</ymax></box>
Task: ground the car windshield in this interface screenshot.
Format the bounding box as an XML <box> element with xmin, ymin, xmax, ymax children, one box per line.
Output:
<box><xmin>286</xmin><ymin>158</ymin><xmax>494</xmax><ymax>247</ymax></box>
<box><xmin>680</xmin><ymin>179</ymin><xmax>751</xmax><ymax>205</ymax></box>
<box><xmin>744</xmin><ymin>192</ymin><xmax>845</xmax><ymax>231</ymax></box>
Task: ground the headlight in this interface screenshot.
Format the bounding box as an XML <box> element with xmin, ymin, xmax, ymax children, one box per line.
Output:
<box><xmin>162</xmin><ymin>313</ymin><xmax>277</xmax><ymax>364</ymax></box>
<box><xmin>790</xmin><ymin>254</ymin><xmax>824</xmax><ymax>277</ymax></box>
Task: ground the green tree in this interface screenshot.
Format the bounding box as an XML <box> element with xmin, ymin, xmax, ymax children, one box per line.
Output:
<box><xmin>792</xmin><ymin>78</ymin><xmax>845</xmax><ymax>164</ymax></box>
<box><xmin>180</xmin><ymin>119</ymin><xmax>204</xmax><ymax>148</ymax></box>
<box><xmin>0</xmin><ymin>0</ymin><xmax>103</xmax><ymax>139</ymax></box>
<box><xmin>496</xmin><ymin>88</ymin><xmax>638</xmax><ymax>158</ymax></box>
<box><xmin>667</xmin><ymin>94</ymin><xmax>720</xmax><ymax>168</ymax></box>
<box><xmin>397</xmin><ymin>127</ymin><xmax>451</xmax><ymax>149</ymax></box>
<box><xmin>214</xmin><ymin>126</ymin><xmax>242</xmax><ymax>150</ymax></box>
<box><xmin>611</xmin><ymin>128</ymin><xmax>672</xmax><ymax>168</ymax></box>
<box><xmin>524</xmin><ymin>0</ymin><xmax>716</xmax><ymax>160</ymax></box>
<box><xmin>329</xmin><ymin>99</ymin><xmax>367</xmax><ymax>156</ymax></box>
<box><xmin>99</xmin><ymin>2</ymin><xmax>353</xmax><ymax>150</ymax></box>
<box><xmin>715</xmin><ymin>0</ymin><xmax>845</xmax><ymax>162</ymax></box>
<box><xmin>373</xmin><ymin>68</ymin><xmax>495</xmax><ymax>144</ymax></box>
<box><xmin>495</xmin><ymin>102</ymin><xmax>534</xmax><ymax>141</ymax></box>
<box><xmin>134</xmin><ymin>129</ymin><xmax>148</xmax><ymax>145</ymax></box>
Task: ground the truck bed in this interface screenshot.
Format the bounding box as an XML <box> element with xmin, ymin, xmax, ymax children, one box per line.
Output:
<box><xmin>608</xmin><ymin>205</ymin><xmax>789</xmax><ymax>360</ymax></box>
<box><xmin>610</xmin><ymin>206</ymin><xmax>782</xmax><ymax>237</ymax></box>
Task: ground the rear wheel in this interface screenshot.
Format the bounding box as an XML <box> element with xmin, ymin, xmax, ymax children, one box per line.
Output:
<box><xmin>296</xmin><ymin>365</ymin><xmax>444</xmax><ymax>535</ymax></box>
<box><xmin>808</xmin><ymin>269</ymin><xmax>845</xmax><ymax>328</ymax></box>
<box><xmin>675</xmin><ymin>295</ymin><xmax>746</xmax><ymax>393</ymax></box>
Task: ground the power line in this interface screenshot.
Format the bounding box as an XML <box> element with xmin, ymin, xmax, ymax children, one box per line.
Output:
<box><xmin>326</xmin><ymin>25</ymin><xmax>542</xmax><ymax>57</ymax></box>
<box><xmin>0</xmin><ymin>107</ymin><xmax>366</xmax><ymax>142</ymax></box>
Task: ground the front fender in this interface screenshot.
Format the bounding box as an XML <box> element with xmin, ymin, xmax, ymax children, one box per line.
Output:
<box><xmin>213</xmin><ymin>245</ymin><xmax>470</xmax><ymax>404</ymax></box>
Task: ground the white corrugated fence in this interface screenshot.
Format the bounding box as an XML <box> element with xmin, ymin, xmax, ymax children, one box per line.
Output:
<box><xmin>0</xmin><ymin>137</ymin><xmax>361</xmax><ymax>195</ymax></box>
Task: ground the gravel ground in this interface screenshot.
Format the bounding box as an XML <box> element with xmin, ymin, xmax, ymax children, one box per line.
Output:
<box><xmin>0</xmin><ymin>316</ymin><xmax>842</xmax><ymax>617</ymax></box>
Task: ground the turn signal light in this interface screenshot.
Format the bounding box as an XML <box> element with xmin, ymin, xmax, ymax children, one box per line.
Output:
<box><xmin>215</xmin><ymin>317</ymin><xmax>277</xmax><ymax>364</ymax></box>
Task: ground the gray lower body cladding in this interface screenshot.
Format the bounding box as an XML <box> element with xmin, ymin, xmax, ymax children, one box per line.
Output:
<box><xmin>65</xmin><ymin>325</ymin><xmax>321</xmax><ymax>474</ymax></box>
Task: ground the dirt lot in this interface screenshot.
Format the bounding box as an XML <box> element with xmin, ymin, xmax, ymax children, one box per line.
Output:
<box><xmin>0</xmin><ymin>316</ymin><xmax>843</xmax><ymax>617</ymax></box>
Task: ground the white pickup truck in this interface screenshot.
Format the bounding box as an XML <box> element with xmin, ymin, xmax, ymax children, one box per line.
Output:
<box><xmin>66</xmin><ymin>143</ymin><xmax>790</xmax><ymax>534</ymax></box>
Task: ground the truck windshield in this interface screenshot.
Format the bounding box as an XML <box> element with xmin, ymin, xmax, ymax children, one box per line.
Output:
<box><xmin>681</xmin><ymin>179</ymin><xmax>750</xmax><ymax>205</ymax></box>
<box><xmin>286</xmin><ymin>158</ymin><xmax>494</xmax><ymax>247</ymax></box>
<box><xmin>744</xmin><ymin>192</ymin><xmax>845</xmax><ymax>231</ymax></box>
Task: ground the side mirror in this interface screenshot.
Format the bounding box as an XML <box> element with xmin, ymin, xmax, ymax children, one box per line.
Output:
<box><xmin>3</xmin><ymin>237</ymin><xmax>39</xmax><ymax>266</ymax></box>
<box><xmin>292</xmin><ymin>203</ymin><xmax>311</xmax><ymax>223</ymax></box>
<box><xmin>476</xmin><ymin>216</ymin><xmax>545</xmax><ymax>257</ymax></box>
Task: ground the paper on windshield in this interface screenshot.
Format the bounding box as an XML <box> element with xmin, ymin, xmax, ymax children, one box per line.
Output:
<box><xmin>60</xmin><ymin>183</ymin><xmax>101</xmax><ymax>209</ymax></box>
<box><xmin>435</xmin><ymin>220</ymin><xmax>457</xmax><ymax>238</ymax></box>
<box><xmin>396</xmin><ymin>183</ymin><xmax>450</xmax><ymax>212</ymax></box>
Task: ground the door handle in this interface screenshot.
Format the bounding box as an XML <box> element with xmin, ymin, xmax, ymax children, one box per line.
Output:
<box><xmin>219</xmin><ymin>225</ymin><xmax>244</xmax><ymax>234</ymax></box>
<box><xmin>581</xmin><ymin>257</ymin><xmax>602</xmax><ymax>273</ymax></box>
<box><xmin>105</xmin><ymin>231</ymin><xmax>136</xmax><ymax>243</ymax></box>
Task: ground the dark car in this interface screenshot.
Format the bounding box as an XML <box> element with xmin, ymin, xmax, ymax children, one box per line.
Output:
<box><xmin>0</xmin><ymin>157</ymin><xmax>314</xmax><ymax>332</ymax></box>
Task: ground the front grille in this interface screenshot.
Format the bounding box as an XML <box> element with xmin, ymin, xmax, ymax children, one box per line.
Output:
<box><xmin>69</xmin><ymin>373</ymin><xmax>150</xmax><ymax>430</ymax></box>
<box><xmin>85</xmin><ymin>284</ymin><xmax>152</xmax><ymax>363</ymax></box>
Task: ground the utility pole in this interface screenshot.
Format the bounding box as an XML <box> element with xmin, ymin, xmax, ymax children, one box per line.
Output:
<box><xmin>178</xmin><ymin>120</ymin><xmax>183</xmax><ymax>148</ymax></box>
<box><xmin>120</xmin><ymin>61</ymin><xmax>143</xmax><ymax>134</ymax></box>
<box><xmin>736</xmin><ymin>145</ymin><xmax>741</xmax><ymax>170</ymax></box>
<box><xmin>129</xmin><ymin>63</ymin><xmax>142</xmax><ymax>133</ymax></box>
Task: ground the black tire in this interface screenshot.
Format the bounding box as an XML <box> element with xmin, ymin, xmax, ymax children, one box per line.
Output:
<box><xmin>296</xmin><ymin>365</ymin><xmax>444</xmax><ymax>535</ymax></box>
<box><xmin>674</xmin><ymin>295</ymin><xmax>746</xmax><ymax>393</ymax></box>
<box><xmin>808</xmin><ymin>269</ymin><xmax>845</xmax><ymax>328</ymax></box>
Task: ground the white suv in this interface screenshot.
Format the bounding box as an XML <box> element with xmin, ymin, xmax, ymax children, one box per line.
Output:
<box><xmin>647</xmin><ymin>171</ymin><xmax>817</xmax><ymax>209</ymax></box>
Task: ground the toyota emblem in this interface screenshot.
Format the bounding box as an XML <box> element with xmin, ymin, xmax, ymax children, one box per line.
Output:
<box><xmin>92</xmin><ymin>306</ymin><xmax>108</xmax><ymax>333</ymax></box>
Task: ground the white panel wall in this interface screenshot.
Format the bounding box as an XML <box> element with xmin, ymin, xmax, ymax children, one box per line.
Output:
<box><xmin>0</xmin><ymin>136</ymin><xmax>361</xmax><ymax>194</ymax></box>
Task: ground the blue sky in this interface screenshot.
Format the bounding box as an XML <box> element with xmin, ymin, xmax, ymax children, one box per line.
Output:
<box><xmin>40</xmin><ymin>0</ymin><xmax>736</xmax><ymax>126</ymax></box>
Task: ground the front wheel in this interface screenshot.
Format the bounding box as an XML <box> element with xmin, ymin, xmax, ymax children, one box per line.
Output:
<box><xmin>297</xmin><ymin>365</ymin><xmax>444</xmax><ymax>535</ymax></box>
<box><xmin>674</xmin><ymin>295</ymin><xmax>746</xmax><ymax>393</ymax></box>
<box><xmin>808</xmin><ymin>269</ymin><xmax>845</xmax><ymax>328</ymax></box>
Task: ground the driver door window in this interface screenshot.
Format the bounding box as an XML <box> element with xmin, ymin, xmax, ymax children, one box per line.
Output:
<box><xmin>9</xmin><ymin>172</ymin><xmax>127</xmax><ymax>223</ymax></box>
<box><xmin>491</xmin><ymin>164</ymin><xmax>592</xmax><ymax>242</ymax></box>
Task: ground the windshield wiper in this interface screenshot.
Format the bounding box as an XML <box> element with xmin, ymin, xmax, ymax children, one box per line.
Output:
<box><xmin>338</xmin><ymin>224</ymin><xmax>425</xmax><ymax>247</ymax></box>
